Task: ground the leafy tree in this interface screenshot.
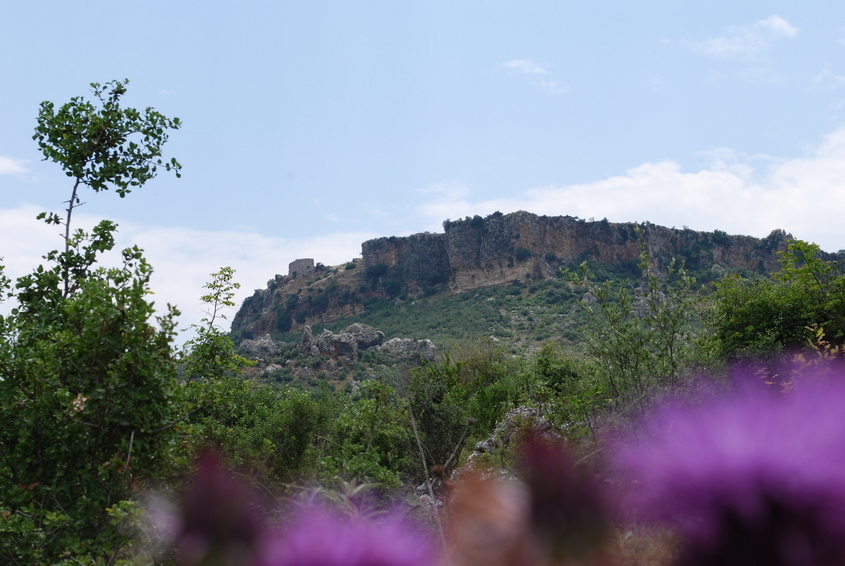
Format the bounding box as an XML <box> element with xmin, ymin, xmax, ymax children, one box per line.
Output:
<box><xmin>181</xmin><ymin>267</ymin><xmax>250</xmax><ymax>382</ymax></box>
<box><xmin>710</xmin><ymin>239</ymin><xmax>845</xmax><ymax>361</ymax></box>
<box><xmin>320</xmin><ymin>380</ymin><xmax>414</xmax><ymax>487</ymax></box>
<box><xmin>574</xmin><ymin>227</ymin><xmax>701</xmax><ymax>409</ymax></box>
<box><xmin>0</xmin><ymin>80</ymin><xmax>182</xmax><ymax>564</ymax></box>
<box><xmin>408</xmin><ymin>360</ymin><xmax>468</xmax><ymax>476</ymax></box>
<box><xmin>32</xmin><ymin>79</ymin><xmax>181</xmax><ymax>296</ymax></box>
<box><xmin>531</xmin><ymin>343</ymin><xmax>607</xmax><ymax>444</ymax></box>
<box><xmin>408</xmin><ymin>343</ymin><xmax>534</xmax><ymax>475</ymax></box>
<box><xmin>533</xmin><ymin>343</ymin><xmax>585</xmax><ymax>396</ymax></box>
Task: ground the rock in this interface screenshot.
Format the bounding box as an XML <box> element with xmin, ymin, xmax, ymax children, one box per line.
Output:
<box><xmin>233</xmin><ymin>212</ymin><xmax>799</xmax><ymax>337</ymax></box>
<box><xmin>299</xmin><ymin>325</ymin><xmax>320</xmax><ymax>357</ymax></box>
<box><xmin>315</xmin><ymin>329</ymin><xmax>358</xmax><ymax>361</ymax></box>
<box><xmin>341</xmin><ymin>323</ymin><xmax>385</xmax><ymax>349</ymax></box>
<box><xmin>378</xmin><ymin>338</ymin><xmax>437</xmax><ymax>362</ymax></box>
<box><xmin>261</xmin><ymin>363</ymin><xmax>282</xmax><ymax>376</ymax></box>
<box><xmin>361</xmin><ymin>212</ymin><xmax>793</xmax><ymax>297</ymax></box>
<box><xmin>238</xmin><ymin>333</ymin><xmax>282</xmax><ymax>360</ymax></box>
<box><xmin>465</xmin><ymin>406</ymin><xmax>559</xmax><ymax>469</ymax></box>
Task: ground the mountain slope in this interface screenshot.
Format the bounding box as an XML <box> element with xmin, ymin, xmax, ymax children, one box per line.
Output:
<box><xmin>231</xmin><ymin>211</ymin><xmax>796</xmax><ymax>342</ymax></box>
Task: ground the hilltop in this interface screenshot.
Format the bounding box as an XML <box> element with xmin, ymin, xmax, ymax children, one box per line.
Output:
<box><xmin>231</xmin><ymin>211</ymin><xmax>797</xmax><ymax>341</ymax></box>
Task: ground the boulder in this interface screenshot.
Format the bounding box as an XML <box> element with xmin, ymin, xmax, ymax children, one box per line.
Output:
<box><xmin>342</xmin><ymin>323</ymin><xmax>385</xmax><ymax>349</ymax></box>
<box><xmin>261</xmin><ymin>363</ymin><xmax>283</xmax><ymax>377</ymax></box>
<box><xmin>378</xmin><ymin>338</ymin><xmax>437</xmax><ymax>362</ymax></box>
<box><xmin>238</xmin><ymin>333</ymin><xmax>282</xmax><ymax>360</ymax></box>
<box><xmin>299</xmin><ymin>325</ymin><xmax>320</xmax><ymax>357</ymax></box>
<box><xmin>315</xmin><ymin>329</ymin><xmax>358</xmax><ymax>361</ymax></box>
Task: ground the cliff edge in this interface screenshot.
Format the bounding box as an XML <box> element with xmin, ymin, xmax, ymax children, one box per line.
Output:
<box><xmin>232</xmin><ymin>211</ymin><xmax>796</xmax><ymax>337</ymax></box>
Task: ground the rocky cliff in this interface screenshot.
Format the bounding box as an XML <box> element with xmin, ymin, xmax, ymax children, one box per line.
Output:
<box><xmin>231</xmin><ymin>211</ymin><xmax>798</xmax><ymax>337</ymax></box>
<box><xmin>363</xmin><ymin>211</ymin><xmax>792</xmax><ymax>294</ymax></box>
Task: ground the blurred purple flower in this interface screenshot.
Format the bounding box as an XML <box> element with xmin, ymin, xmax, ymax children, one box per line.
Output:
<box><xmin>258</xmin><ymin>508</ymin><xmax>435</xmax><ymax>566</ymax></box>
<box><xmin>521</xmin><ymin>436</ymin><xmax>610</xmax><ymax>562</ymax></box>
<box><xmin>173</xmin><ymin>452</ymin><xmax>265</xmax><ymax>566</ymax></box>
<box><xmin>616</xmin><ymin>379</ymin><xmax>845</xmax><ymax>565</ymax></box>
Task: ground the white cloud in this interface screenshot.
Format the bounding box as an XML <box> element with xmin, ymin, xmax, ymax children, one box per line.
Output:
<box><xmin>695</xmin><ymin>15</ymin><xmax>798</xmax><ymax>60</ymax></box>
<box><xmin>505</xmin><ymin>60</ymin><xmax>569</xmax><ymax>94</ymax></box>
<box><xmin>0</xmin><ymin>156</ymin><xmax>28</xmax><ymax>175</ymax></box>
<box><xmin>0</xmin><ymin>205</ymin><xmax>376</xmax><ymax>341</ymax></box>
<box><xmin>815</xmin><ymin>68</ymin><xmax>845</xmax><ymax>89</ymax></box>
<box><xmin>416</xmin><ymin>125</ymin><xmax>845</xmax><ymax>253</ymax></box>
<box><xmin>538</xmin><ymin>79</ymin><xmax>570</xmax><ymax>94</ymax></box>
<box><xmin>756</xmin><ymin>15</ymin><xmax>798</xmax><ymax>38</ymax></box>
<box><xmin>504</xmin><ymin>60</ymin><xmax>549</xmax><ymax>74</ymax></box>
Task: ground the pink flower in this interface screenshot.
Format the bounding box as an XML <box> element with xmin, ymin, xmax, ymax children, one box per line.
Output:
<box><xmin>172</xmin><ymin>453</ymin><xmax>265</xmax><ymax>566</ymax></box>
<box><xmin>258</xmin><ymin>508</ymin><xmax>436</xmax><ymax>566</ymax></box>
<box><xmin>521</xmin><ymin>436</ymin><xmax>610</xmax><ymax>562</ymax></box>
<box><xmin>615</xmin><ymin>377</ymin><xmax>845</xmax><ymax>565</ymax></box>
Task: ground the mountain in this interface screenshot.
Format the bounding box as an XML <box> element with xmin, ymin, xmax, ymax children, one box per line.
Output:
<box><xmin>231</xmin><ymin>211</ymin><xmax>795</xmax><ymax>339</ymax></box>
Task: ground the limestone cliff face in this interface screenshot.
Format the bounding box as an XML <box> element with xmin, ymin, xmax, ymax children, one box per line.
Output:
<box><xmin>360</xmin><ymin>232</ymin><xmax>450</xmax><ymax>295</ymax></box>
<box><xmin>232</xmin><ymin>211</ymin><xmax>797</xmax><ymax>337</ymax></box>
<box><xmin>363</xmin><ymin>211</ymin><xmax>791</xmax><ymax>294</ymax></box>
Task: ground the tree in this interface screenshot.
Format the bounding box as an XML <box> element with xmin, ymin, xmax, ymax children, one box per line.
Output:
<box><xmin>574</xmin><ymin>226</ymin><xmax>701</xmax><ymax>410</ymax></box>
<box><xmin>181</xmin><ymin>267</ymin><xmax>249</xmax><ymax>382</ymax></box>
<box><xmin>0</xmin><ymin>80</ymin><xmax>182</xmax><ymax>564</ymax></box>
<box><xmin>710</xmin><ymin>239</ymin><xmax>845</xmax><ymax>361</ymax></box>
<box><xmin>32</xmin><ymin>79</ymin><xmax>181</xmax><ymax>296</ymax></box>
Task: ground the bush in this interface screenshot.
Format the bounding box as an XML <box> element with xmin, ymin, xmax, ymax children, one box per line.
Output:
<box><xmin>712</xmin><ymin>229</ymin><xmax>731</xmax><ymax>247</ymax></box>
<box><xmin>319</xmin><ymin>381</ymin><xmax>414</xmax><ymax>487</ymax></box>
<box><xmin>515</xmin><ymin>247</ymin><xmax>532</xmax><ymax>262</ymax></box>
<box><xmin>364</xmin><ymin>263</ymin><xmax>388</xmax><ymax>283</ymax></box>
<box><xmin>0</xmin><ymin>229</ymin><xmax>184</xmax><ymax>563</ymax></box>
<box><xmin>190</xmin><ymin>381</ymin><xmax>326</xmax><ymax>482</ymax></box>
<box><xmin>709</xmin><ymin>240</ymin><xmax>845</xmax><ymax>361</ymax></box>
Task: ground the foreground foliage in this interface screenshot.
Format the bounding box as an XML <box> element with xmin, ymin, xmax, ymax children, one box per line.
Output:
<box><xmin>0</xmin><ymin>80</ymin><xmax>183</xmax><ymax>564</ymax></box>
<box><xmin>0</xmin><ymin>237</ymin><xmax>181</xmax><ymax>563</ymax></box>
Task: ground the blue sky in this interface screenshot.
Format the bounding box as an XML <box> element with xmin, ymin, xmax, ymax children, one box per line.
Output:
<box><xmin>3</xmin><ymin>1</ymin><xmax>845</xmax><ymax>333</ymax></box>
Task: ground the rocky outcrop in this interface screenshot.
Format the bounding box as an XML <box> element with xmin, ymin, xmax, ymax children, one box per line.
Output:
<box><xmin>375</xmin><ymin>338</ymin><xmax>437</xmax><ymax>362</ymax></box>
<box><xmin>238</xmin><ymin>333</ymin><xmax>283</xmax><ymax>360</ymax></box>
<box><xmin>232</xmin><ymin>211</ymin><xmax>816</xmax><ymax>337</ymax></box>
<box><xmin>363</xmin><ymin>211</ymin><xmax>795</xmax><ymax>295</ymax></box>
<box><xmin>298</xmin><ymin>323</ymin><xmax>386</xmax><ymax>362</ymax></box>
<box><xmin>464</xmin><ymin>406</ymin><xmax>559</xmax><ymax>469</ymax></box>
<box><xmin>343</xmin><ymin>323</ymin><xmax>385</xmax><ymax>349</ymax></box>
<box><xmin>299</xmin><ymin>326</ymin><xmax>320</xmax><ymax>357</ymax></box>
<box><xmin>315</xmin><ymin>330</ymin><xmax>358</xmax><ymax>360</ymax></box>
<box><xmin>360</xmin><ymin>232</ymin><xmax>450</xmax><ymax>295</ymax></box>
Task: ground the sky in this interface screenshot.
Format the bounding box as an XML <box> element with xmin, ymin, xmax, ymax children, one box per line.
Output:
<box><xmin>2</xmin><ymin>1</ymin><xmax>845</xmax><ymax>336</ymax></box>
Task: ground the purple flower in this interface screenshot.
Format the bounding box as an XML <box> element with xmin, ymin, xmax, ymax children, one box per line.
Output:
<box><xmin>258</xmin><ymin>508</ymin><xmax>436</xmax><ymax>566</ymax></box>
<box><xmin>173</xmin><ymin>452</ymin><xmax>265</xmax><ymax>566</ymax></box>
<box><xmin>521</xmin><ymin>436</ymin><xmax>610</xmax><ymax>562</ymax></box>
<box><xmin>615</xmin><ymin>378</ymin><xmax>845</xmax><ymax>565</ymax></box>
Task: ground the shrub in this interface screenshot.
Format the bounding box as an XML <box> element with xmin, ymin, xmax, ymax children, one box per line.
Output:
<box><xmin>515</xmin><ymin>247</ymin><xmax>533</xmax><ymax>262</ymax></box>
